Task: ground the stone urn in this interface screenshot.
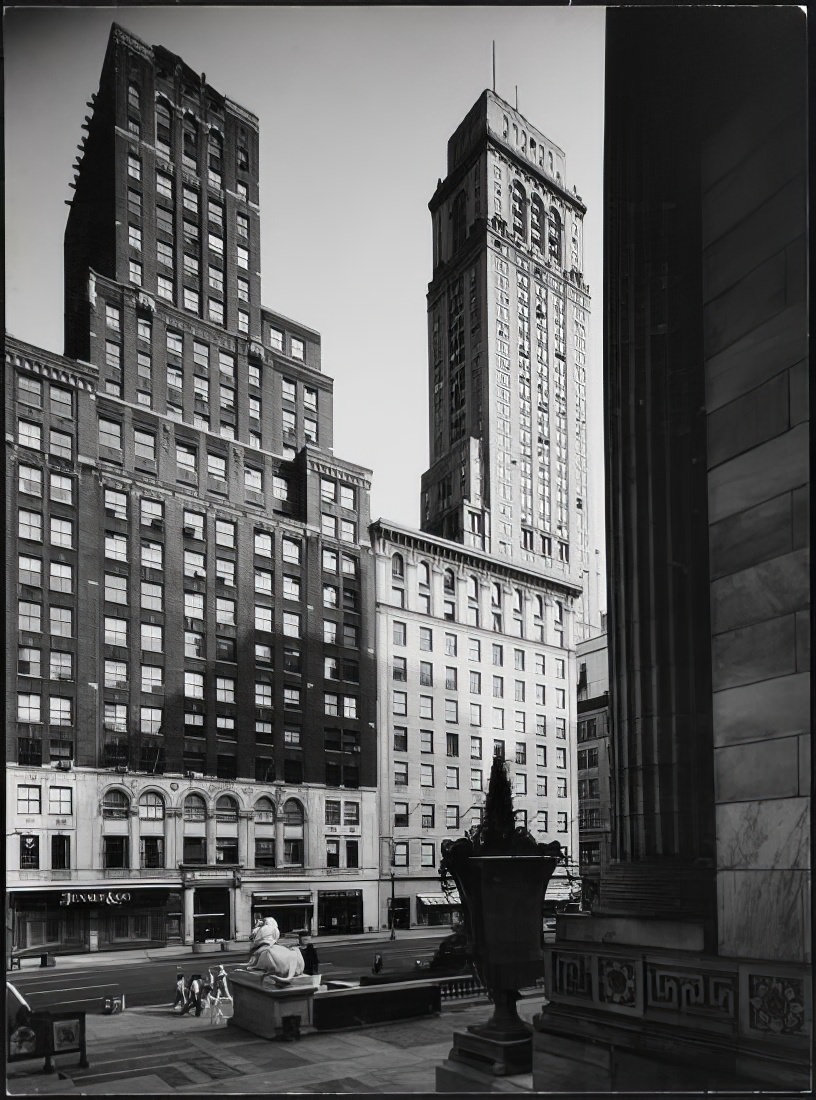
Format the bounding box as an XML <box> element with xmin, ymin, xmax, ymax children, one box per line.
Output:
<box><xmin>439</xmin><ymin>756</ymin><xmax>562</xmax><ymax>1076</ymax></box>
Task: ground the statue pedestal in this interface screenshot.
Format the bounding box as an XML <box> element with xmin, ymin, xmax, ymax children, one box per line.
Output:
<box><xmin>228</xmin><ymin>970</ymin><xmax>317</xmax><ymax>1041</ymax></box>
<box><xmin>446</xmin><ymin>1027</ymin><xmax>532</xmax><ymax>1076</ymax></box>
<box><xmin>437</xmin><ymin>1051</ymin><xmax>533</xmax><ymax>1092</ymax></box>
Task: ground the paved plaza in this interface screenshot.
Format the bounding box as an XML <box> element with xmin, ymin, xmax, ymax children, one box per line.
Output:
<box><xmin>7</xmin><ymin>992</ymin><xmax>541</xmax><ymax>1094</ymax></box>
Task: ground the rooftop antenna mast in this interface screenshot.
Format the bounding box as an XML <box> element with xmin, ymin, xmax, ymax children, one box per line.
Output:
<box><xmin>492</xmin><ymin>41</ymin><xmax>496</xmax><ymax>93</ymax></box>
<box><xmin>515</xmin><ymin>85</ymin><xmax>519</xmax><ymax>111</ymax></box>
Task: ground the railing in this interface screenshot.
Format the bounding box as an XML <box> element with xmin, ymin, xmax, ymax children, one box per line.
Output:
<box><xmin>438</xmin><ymin>974</ymin><xmax>487</xmax><ymax>1001</ymax></box>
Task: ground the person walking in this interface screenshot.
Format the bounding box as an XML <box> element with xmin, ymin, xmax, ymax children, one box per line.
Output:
<box><xmin>172</xmin><ymin>973</ymin><xmax>186</xmax><ymax>1011</ymax></box>
<box><xmin>298</xmin><ymin>932</ymin><xmax>319</xmax><ymax>976</ymax></box>
<box><xmin>179</xmin><ymin>974</ymin><xmax>203</xmax><ymax>1017</ymax></box>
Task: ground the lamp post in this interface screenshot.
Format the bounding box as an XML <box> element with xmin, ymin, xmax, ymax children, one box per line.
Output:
<box><xmin>390</xmin><ymin>870</ymin><xmax>396</xmax><ymax>941</ymax></box>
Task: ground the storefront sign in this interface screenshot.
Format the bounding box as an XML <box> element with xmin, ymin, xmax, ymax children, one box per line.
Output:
<box><xmin>59</xmin><ymin>891</ymin><xmax>132</xmax><ymax>907</ymax></box>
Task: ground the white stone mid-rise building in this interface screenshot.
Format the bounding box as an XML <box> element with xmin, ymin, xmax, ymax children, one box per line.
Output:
<box><xmin>371</xmin><ymin>519</ymin><xmax>581</xmax><ymax>929</ymax></box>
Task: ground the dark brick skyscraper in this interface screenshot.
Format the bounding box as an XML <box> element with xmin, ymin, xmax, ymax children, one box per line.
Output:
<box><xmin>8</xmin><ymin>24</ymin><xmax>377</xmax><ymax>951</ymax></box>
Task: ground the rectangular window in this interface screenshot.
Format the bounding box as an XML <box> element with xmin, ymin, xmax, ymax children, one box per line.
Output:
<box><xmin>420</xmin><ymin>763</ymin><xmax>434</xmax><ymax>787</ymax></box>
<box><xmin>48</xmin><ymin>787</ymin><xmax>73</xmax><ymax>822</ymax></box>
<box><xmin>17</xmin><ymin>784</ymin><xmax>41</xmax><ymax>814</ymax></box>
<box><xmin>446</xmin><ymin>766</ymin><xmax>459</xmax><ymax>789</ymax></box>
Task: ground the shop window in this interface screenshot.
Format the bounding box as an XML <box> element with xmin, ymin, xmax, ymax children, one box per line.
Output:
<box><xmin>183</xmin><ymin>837</ymin><xmax>207</xmax><ymax>864</ymax></box>
<box><xmin>283</xmin><ymin>839</ymin><xmax>303</xmax><ymax>866</ymax></box>
<box><xmin>20</xmin><ymin>835</ymin><xmax>39</xmax><ymax>870</ymax></box>
<box><xmin>103</xmin><ymin>836</ymin><xmax>129</xmax><ymax>868</ymax></box>
<box><xmin>255</xmin><ymin>838</ymin><xmax>275</xmax><ymax>867</ymax></box>
<box><xmin>140</xmin><ymin>836</ymin><xmax>165</xmax><ymax>868</ymax></box>
<box><xmin>216</xmin><ymin>838</ymin><xmax>238</xmax><ymax>864</ymax></box>
<box><xmin>102</xmin><ymin>789</ymin><xmax>130</xmax><ymax>819</ymax></box>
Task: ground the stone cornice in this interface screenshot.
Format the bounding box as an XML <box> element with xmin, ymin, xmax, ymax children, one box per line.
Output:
<box><xmin>370</xmin><ymin>518</ymin><xmax>582</xmax><ymax>597</ymax></box>
<box><xmin>6</xmin><ymin>338</ymin><xmax>98</xmax><ymax>390</ymax></box>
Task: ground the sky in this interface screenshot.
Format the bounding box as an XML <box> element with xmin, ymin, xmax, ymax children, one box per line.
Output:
<box><xmin>5</xmin><ymin>5</ymin><xmax>607</xmax><ymax>609</ymax></box>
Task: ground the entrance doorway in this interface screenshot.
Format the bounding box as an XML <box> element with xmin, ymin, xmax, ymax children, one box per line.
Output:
<box><xmin>193</xmin><ymin>887</ymin><xmax>230</xmax><ymax>942</ymax></box>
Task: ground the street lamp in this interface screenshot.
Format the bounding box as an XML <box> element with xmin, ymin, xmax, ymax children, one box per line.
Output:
<box><xmin>390</xmin><ymin>870</ymin><xmax>396</xmax><ymax>941</ymax></box>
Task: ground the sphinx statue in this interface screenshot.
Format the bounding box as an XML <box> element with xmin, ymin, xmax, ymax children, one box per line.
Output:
<box><xmin>242</xmin><ymin>916</ymin><xmax>305</xmax><ymax>984</ymax></box>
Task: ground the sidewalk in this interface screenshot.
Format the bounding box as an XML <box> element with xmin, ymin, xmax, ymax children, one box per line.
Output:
<box><xmin>8</xmin><ymin>990</ymin><xmax>541</xmax><ymax>1095</ymax></box>
<box><xmin>7</xmin><ymin>926</ymin><xmax>446</xmax><ymax>975</ymax></box>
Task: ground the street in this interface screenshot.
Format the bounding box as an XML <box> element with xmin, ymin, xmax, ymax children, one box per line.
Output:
<box><xmin>9</xmin><ymin>934</ymin><xmax>453</xmax><ymax>1014</ymax></box>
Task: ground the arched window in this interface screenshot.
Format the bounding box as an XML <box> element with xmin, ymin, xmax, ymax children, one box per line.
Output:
<box><xmin>513</xmin><ymin>588</ymin><xmax>524</xmax><ymax>614</ymax></box>
<box><xmin>491</xmin><ymin>582</ymin><xmax>502</xmax><ymax>607</ymax></box>
<box><xmin>521</xmin><ymin>129</ymin><xmax>527</xmax><ymax>152</ymax></box>
<box><xmin>183</xmin><ymin>793</ymin><xmax>207</xmax><ymax>822</ymax></box>
<box><xmin>182</xmin><ymin>114</ymin><xmax>198</xmax><ymax>171</ymax></box>
<box><xmin>467</xmin><ymin>575</ymin><xmax>479</xmax><ymax>601</ymax></box>
<box><xmin>502</xmin><ymin>115</ymin><xmax>509</xmax><ymax>138</ymax></box>
<box><xmin>282</xmin><ymin>799</ymin><xmax>304</xmax><ymax>866</ymax></box>
<box><xmin>452</xmin><ymin>190</ymin><xmax>467</xmax><ymax>253</ymax></box>
<box><xmin>139</xmin><ymin>791</ymin><xmax>165</xmax><ymax>820</ymax></box>
<box><xmin>443</xmin><ymin>568</ymin><xmax>456</xmax><ymax>595</ymax></box>
<box><xmin>254</xmin><ymin>796</ymin><xmax>275</xmax><ymax>823</ymax></box>
<box><xmin>418</xmin><ymin>561</ymin><xmax>430</xmax><ymax>587</ymax></box>
<box><xmin>102</xmin><ymin>789</ymin><xmax>130</xmax><ymax>819</ymax></box>
<box><xmin>216</xmin><ymin>795</ymin><xmax>238</xmax><ymax>823</ymax></box>
<box><xmin>208</xmin><ymin>128</ymin><xmax>223</xmax><ymax>188</ymax></box>
<box><xmin>511</xmin><ymin>181</ymin><xmax>527</xmax><ymax>239</ymax></box>
<box><xmin>531</xmin><ymin>196</ymin><xmax>545</xmax><ymax>253</ymax></box>
<box><xmin>548</xmin><ymin>208</ymin><xmax>562</xmax><ymax>266</ymax></box>
<box><xmin>391</xmin><ymin>553</ymin><xmax>404</xmax><ymax>580</ymax></box>
<box><xmin>155</xmin><ymin>98</ymin><xmax>172</xmax><ymax>158</ymax></box>
<box><xmin>548</xmin><ymin>151</ymin><xmax>554</xmax><ymax>174</ymax></box>
<box><xmin>283</xmin><ymin>799</ymin><xmax>304</xmax><ymax>826</ymax></box>
<box><xmin>529</xmin><ymin>138</ymin><xmax>536</xmax><ymax>159</ymax></box>
<box><xmin>534</xmin><ymin>595</ymin><xmax>545</xmax><ymax>620</ymax></box>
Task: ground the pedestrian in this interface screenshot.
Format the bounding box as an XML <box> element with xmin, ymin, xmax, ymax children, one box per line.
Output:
<box><xmin>214</xmin><ymin>965</ymin><xmax>232</xmax><ymax>1000</ymax></box>
<box><xmin>298</xmin><ymin>933</ymin><xmax>319</xmax><ymax>976</ymax></box>
<box><xmin>172</xmin><ymin>973</ymin><xmax>186</xmax><ymax>1011</ymax></box>
<box><xmin>179</xmin><ymin>973</ymin><xmax>203</xmax><ymax>1017</ymax></box>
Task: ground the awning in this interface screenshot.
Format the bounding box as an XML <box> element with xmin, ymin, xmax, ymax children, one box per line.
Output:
<box><xmin>416</xmin><ymin>892</ymin><xmax>461</xmax><ymax>907</ymax></box>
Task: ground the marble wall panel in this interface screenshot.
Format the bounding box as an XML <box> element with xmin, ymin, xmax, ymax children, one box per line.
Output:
<box><xmin>702</xmin><ymin>113</ymin><xmax>806</xmax><ymax>248</ymax></box>
<box><xmin>707</xmin><ymin>370</ymin><xmax>789</xmax><ymax>469</ymax></box>
<box><xmin>711</xmin><ymin>614</ymin><xmax>796</xmax><ymax>691</ymax></box>
<box><xmin>718</xmin><ymin>869</ymin><xmax>808</xmax><ymax>963</ymax></box>
<box><xmin>795</xmin><ymin>609</ymin><xmax>809</xmax><ymax>672</ymax></box>
<box><xmin>792</xmin><ymin>486</ymin><xmax>809</xmax><ymax>550</ymax></box>
<box><xmin>710</xmin><ymin>549</ymin><xmax>809</xmax><ymax>635</ymax></box>
<box><xmin>705</xmin><ymin>305</ymin><xmax>806</xmax><ymax>412</ymax></box>
<box><xmin>703</xmin><ymin>248</ymin><xmax>787</xmax><ymax>357</ymax></box>
<box><xmin>708</xmin><ymin>493</ymin><xmax>792</xmax><ymax>579</ymax></box>
<box><xmin>789</xmin><ymin>360</ymin><xmax>809</xmax><ymax>427</ymax></box>
<box><xmin>712</xmin><ymin>672</ymin><xmax>809</xmax><ymax>745</ymax></box>
<box><xmin>798</xmin><ymin>734</ymin><xmax>810</xmax><ymax>798</ymax></box>
<box><xmin>716</xmin><ymin>797</ymin><xmax>809</xmax><ymax>870</ymax></box>
<box><xmin>708</xmin><ymin>422</ymin><xmax>808</xmax><ymax>524</ymax></box>
<box><xmin>703</xmin><ymin>177</ymin><xmax>805</xmax><ymax>304</ymax></box>
<box><xmin>714</xmin><ymin>736</ymin><xmax>798</xmax><ymax>802</ymax></box>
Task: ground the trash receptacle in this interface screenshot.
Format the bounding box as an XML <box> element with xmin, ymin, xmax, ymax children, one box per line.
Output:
<box><xmin>40</xmin><ymin>954</ymin><xmax>56</xmax><ymax>968</ymax></box>
<box><xmin>101</xmin><ymin>992</ymin><xmax>126</xmax><ymax>1014</ymax></box>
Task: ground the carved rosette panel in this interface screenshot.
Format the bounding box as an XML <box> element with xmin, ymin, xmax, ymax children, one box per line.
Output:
<box><xmin>598</xmin><ymin>956</ymin><xmax>638</xmax><ymax>1008</ymax></box>
<box><xmin>748</xmin><ymin>974</ymin><xmax>806</xmax><ymax>1037</ymax></box>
